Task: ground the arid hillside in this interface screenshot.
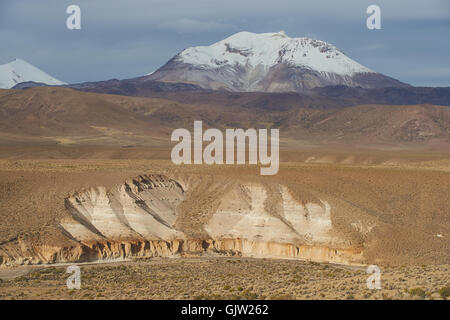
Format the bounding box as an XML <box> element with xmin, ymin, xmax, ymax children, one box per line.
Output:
<box><xmin>0</xmin><ymin>87</ymin><xmax>449</xmax><ymax>151</ymax></box>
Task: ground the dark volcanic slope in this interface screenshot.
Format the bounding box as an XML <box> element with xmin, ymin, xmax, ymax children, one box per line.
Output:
<box><xmin>67</xmin><ymin>82</ymin><xmax>450</xmax><ymax>108</ymax></box>
<box><xmin>13</xmin><ymin>79</ymin><xmax>450</xmax><ymax>108</ymax></box>
<box><xmin>66</xmin><ymin>77</ymin><xmax>205</xmax><ymax>96</ymax></box>
<box><xmin>312</xmin><ymin>86</ymin><xmax>450</xmax><ymax>106</ymax></box>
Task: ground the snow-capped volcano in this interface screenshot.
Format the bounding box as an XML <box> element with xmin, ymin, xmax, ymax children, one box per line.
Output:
<box><xmin>148</xmin><ymin>31</ymin><xmax>407</xmax><ymax>92</ymax></box>
<box><xmin>181</xmin><ymin>31</ymin><xmax>373</xmax><ymax>75</ymax></box>
<box><xmin>0</xmin><ymin>58</ymin><xmax>66</xmax><ymax>89</ymax></box>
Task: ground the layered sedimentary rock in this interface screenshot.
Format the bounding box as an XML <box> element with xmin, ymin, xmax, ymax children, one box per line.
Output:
<box><xmin>0</xmin><ymin>174</ymin><xmax>367</xmax><ymax>266</ymax></box>
<box><xmin>62</xmin><ymin>174</ymin><xmax>185</xmax><ymax>242</ymax></box>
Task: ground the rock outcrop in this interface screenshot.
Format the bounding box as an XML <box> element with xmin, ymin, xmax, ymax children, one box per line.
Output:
<box><xmin>0</xmin><ymin>174</ymin><xmax>367</xmax><ymax>267</ymax></box>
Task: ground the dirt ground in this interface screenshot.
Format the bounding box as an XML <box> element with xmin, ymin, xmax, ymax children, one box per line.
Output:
<box><xmin>0</xmin><ymin>257</ymin><xmax>448</xmax><ymax>300</ymax></box>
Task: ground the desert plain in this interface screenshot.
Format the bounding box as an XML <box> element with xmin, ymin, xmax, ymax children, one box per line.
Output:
<box><xmin>0</xmin><ymin>87</ymin><xmax>449</xmax><ymax>300</ymax></box>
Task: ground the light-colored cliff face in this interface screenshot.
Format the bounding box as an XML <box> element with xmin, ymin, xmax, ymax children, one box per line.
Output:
<box><xmin>61</xmin><ymin>175</ymin><xmax>185</xmax><ymax>242</ymax></box>
<box><xmin>205</xmin><ymin>184</ymin><xmax>342</xmax><ymax>246</ymax></box>
<box><xmin>0</xmin><ymin>174</ymin><xmax>367</xmax><ymax>266</ymax></box>
<box><xmin>0</xmin><ymin>238</ymin><xmax>362</xmax><ymax>266</ymax></box>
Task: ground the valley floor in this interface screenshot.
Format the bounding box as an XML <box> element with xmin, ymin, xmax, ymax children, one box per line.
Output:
<box><xmin>0</xmin><ymin>257</ymin><xmax>448</xmax><ymax>300</ymax></box>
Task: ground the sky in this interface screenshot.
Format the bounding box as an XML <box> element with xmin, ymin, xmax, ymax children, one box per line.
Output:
<box><xmin>0</xmin><ymin>0</ymin><xmax>449</xmax><ymax>86</ymax></box>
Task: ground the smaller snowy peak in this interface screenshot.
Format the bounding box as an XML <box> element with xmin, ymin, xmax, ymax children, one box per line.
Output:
<box><xmin>179</xmin><ymin>31</ymin><xmax>374</xmax><ymax>76</ymax></box>
<box><xmin>0</xmin><ymin>58</ymin><xmax>66</xmax><ymax>89</ymax></box>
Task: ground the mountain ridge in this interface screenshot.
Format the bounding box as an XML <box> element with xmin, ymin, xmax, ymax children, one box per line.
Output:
<box><xmin>1</xmin><ymin>87</ymin><xmax>449</xmax><ymax>151</ymax></box>
<box><xmin>4</xmin><ymin>32</ymin><xmax>449</xmax><ymax>106</ymax></box>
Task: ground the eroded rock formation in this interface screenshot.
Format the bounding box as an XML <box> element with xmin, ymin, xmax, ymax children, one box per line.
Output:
<box><xmin>0</xmin><ymin>174</ymin><xmax>367</xmax><ymax>266</ymax></box>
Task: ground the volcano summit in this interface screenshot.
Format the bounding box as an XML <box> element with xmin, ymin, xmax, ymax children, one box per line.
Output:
<box><xmin>148</xmin><ymin>31</ymin><xmax>408</xmax><ymax>93</ymax></box>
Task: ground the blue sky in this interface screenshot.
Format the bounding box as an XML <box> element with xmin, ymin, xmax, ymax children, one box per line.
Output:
<box><xmin>1</xmin><ymin>0</ymin><xmax>449</xmax><ymax>86</ymax></box>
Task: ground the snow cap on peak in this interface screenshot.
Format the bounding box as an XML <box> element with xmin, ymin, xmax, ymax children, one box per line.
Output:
<box><xmin>10</xmin><ymin>58</ymin><xmax>31</xmax><ymax>66</ymax></box>
<box><xmin>179</xmin><ymin>31</ymin><xmax>374</xmax><ymax>76</ymax></box>
<box><xmin>0</xmin><ymin>58</ymin><xmax>66</xmax><ymax>89</ymax></box>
